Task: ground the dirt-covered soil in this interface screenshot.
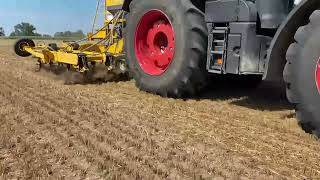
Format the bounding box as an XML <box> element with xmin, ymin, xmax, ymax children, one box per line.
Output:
<box><xmin>0</xmin><ymin>40</ymin><xmax>319</xmax><ymax>179</ymax></box>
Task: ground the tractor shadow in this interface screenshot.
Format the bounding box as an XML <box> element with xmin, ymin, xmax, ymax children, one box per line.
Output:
<box><xmin>193</xmin><ymin>75</ymin><xmax>293</xmax><ymax>112</ymax></box>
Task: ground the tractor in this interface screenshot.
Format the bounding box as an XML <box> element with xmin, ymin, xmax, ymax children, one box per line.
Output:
<box><xmin>14</xmin><ymin>0</ymin><xmax>320</xmax><ymax>137</ymax></box>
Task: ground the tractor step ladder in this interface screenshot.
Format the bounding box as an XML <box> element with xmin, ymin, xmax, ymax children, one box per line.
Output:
<box><xmin>207</xmin><ymin>26</ymin><xmax>229</xmax><ymax>74</ymax></box>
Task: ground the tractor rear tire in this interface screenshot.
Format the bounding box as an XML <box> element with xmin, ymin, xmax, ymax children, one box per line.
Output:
<box><xmin>285</xmin><ymin>10</ymin><xmax>320</xmax><ymax>137</ymax></box>
<box><xmin>14</xmin><ymin>38</ymin><xmax>35</xmax><ymax>57</ymax></box>
<box><xmin>125</xmin><ymin>0</ymin><xmax>208</xmax><ymax>97</ymax></box>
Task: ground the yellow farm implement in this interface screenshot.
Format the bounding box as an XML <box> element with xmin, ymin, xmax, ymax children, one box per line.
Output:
<box><xmin>14</xmin><ymin>0</ymin><xmax>127</xmax><ymax>76</ymax></box>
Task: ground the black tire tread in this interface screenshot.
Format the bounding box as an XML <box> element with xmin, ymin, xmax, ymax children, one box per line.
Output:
<box><xmin>14</xmin><ymin>38</ymin><xmax>35</xmax><ymax>57</ymax></box>
<box><xmin>285</xmin><ymin>10</ymin><xmax>320</xmax><ymax>136</ymax></box>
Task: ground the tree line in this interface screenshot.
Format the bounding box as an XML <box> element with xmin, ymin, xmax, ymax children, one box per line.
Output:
<box><xmin>0</xmin><ymin>22</ymin><xmax>85</xmax><ymax>38</ymax></box>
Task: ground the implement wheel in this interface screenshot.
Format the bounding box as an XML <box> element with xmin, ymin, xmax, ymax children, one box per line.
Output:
<box><xmin>125</xmin><ymin>0</ymin><xmax>208</xmax><ymax>97</ymax></box>
<box><xmin>14</xmin><ymin>38</ymin><xmax>35</xmax><ymax>57</ymax></box>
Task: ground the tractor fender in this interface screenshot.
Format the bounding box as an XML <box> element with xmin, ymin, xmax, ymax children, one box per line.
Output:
<box><xmin>264</xmin><ymin>0</ymin><xmax>320</xmax><ymax>81</ymax></box>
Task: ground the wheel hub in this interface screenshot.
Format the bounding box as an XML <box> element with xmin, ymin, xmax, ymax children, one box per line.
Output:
<box><xmin>135</xmin><ymin>10</ymin><xmax>175</xmax><ymax>75</ymax></box>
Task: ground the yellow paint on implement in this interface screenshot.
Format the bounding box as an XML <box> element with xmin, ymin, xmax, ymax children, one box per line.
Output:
<box><xmin>106</xmin><ymin>0</ymin><xmax>124</xmax><ymax>7</ymax></box>
<box><xmin>107</xmin><ymin>38</ymin><xmax>124</xmax><ymax>55</ymax></box>
<box><xmin>25</xmin><ymin>47</ymin><xmax>78</xmax><ymax>65</ymax></box>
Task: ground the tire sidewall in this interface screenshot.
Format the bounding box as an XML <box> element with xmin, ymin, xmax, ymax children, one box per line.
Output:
<box><xmin>294</xmin><ymin>26</ymin><xmax>320</xmax><ymax>120</ymax></box>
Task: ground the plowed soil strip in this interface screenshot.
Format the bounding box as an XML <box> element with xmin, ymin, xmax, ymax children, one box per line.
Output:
<box><xmin>1</xmin><ymin>67</ymin><xmax>319</xmax><ymax>178</ymax></box>
<box><xmin>0</xmin><ymin>78</ymin><xmax>153</xmax><ymax>179</ymax></box>
<box><xmin>0</xmin><ymin>94</ymin><xmax>101</xmax><ymax>179</ymax></box>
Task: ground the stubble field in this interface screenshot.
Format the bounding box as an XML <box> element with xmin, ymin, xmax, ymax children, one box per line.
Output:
<box><xmin>0</xmin><ymin>39</ymin><xmax>319</xmax><ymax>179</ymax></box>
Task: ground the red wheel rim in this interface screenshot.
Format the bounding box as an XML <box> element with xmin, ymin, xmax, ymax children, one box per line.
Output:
<box><xmin>135</xmin><ymin>10</ymin><xmax>175</xmax><ymax>75</ymax></box>
<box><xmin>316</xmin><ymin>59</ymin><xmax>320</xmax><ymax>94</ymax></box>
